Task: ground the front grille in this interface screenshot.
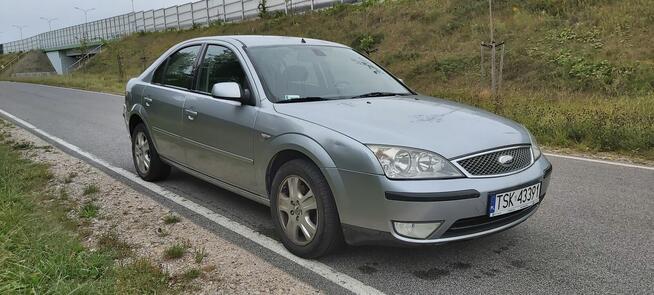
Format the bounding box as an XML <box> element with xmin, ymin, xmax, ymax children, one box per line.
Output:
<box><xmin>442</xmin><ymin>204</ymin><xmax>538</xmax><ymax>238</ymax></box>
<box><xmin>456</xmin><ymin>146</ymin><xmax>532</xmax><ymax>176</ymax></box>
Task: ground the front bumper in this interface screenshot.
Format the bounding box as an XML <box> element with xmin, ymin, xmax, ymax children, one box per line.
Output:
<box><xmin>325</xmin><ymin>156</ymin><xmax>552</xmax><ymax>245</ymax></box>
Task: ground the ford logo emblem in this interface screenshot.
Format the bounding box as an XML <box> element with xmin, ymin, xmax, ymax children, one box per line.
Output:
<box><xmin>498</xmin><ymin>155</ymin><xmax>514</xmax><ymax>166</ymax></box>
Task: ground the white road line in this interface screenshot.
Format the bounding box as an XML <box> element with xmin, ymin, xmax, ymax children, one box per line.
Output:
<box><xmin>543</xmin><ymin>153</ymin><xmax>654</xmax><ymax>171</ymax></box>
<box><xmin>0</xmin><ymin>108</ymin><xmax>384</xmax><ymax>295</ymax></box>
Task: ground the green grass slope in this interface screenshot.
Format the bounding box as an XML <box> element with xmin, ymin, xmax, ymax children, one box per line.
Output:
<box><xmin>0</xmin><ymin>50</ymin><xmax>55</xmax><ymax>77</ymax></box>
<box><xmin>0</xmin><ymin>52</ymin><xmax>20</xmax><ymax>73</ymax></box>
<box><xmin>5</xmin><ymin>0</ymin><xmax>654</xmax><ymax>159</ymax></box>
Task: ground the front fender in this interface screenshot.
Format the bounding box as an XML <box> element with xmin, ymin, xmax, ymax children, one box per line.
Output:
<box><xmin>256</xmin><ymin>133</ymin><xmax>337</xmax><ymax>194</ymax></box>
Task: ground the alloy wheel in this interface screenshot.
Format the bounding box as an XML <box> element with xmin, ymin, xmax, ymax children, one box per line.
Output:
<box><xmin>134</xmin><ymin>131</ymin><xmax>151</xmax><ymax>174</ymax></box>
<box><xmin>277</xmin><ymin>175</ymin><xmax>318</xmax><ymax>246</ymax></box>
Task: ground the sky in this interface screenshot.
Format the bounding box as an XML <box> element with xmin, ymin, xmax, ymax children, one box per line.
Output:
<box><xmin>0</xmin><ymin>0</ymin><xmax>197</xmax><ymax>44</ymax></box>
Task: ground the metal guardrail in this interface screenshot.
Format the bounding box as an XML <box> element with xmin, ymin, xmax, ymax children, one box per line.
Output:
<box><xmin>1</xmin><ymin>0</ymin><xmax>349</xmax><ymax>54</ymax></box>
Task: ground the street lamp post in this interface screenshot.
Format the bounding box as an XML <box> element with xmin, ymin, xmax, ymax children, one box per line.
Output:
<box><xmin>74</xmin><ymin>7</ymin><xmax>95</xmax><ymax>23</ymax></box>
<box><xmin>40</xmin><ymin>17</ymin><xmax>58</xmax><ymax>31</ymax></box>
<box><xmin>13</xmin><ymin>25</ymin><xmax>27</xmax><ymax>40</ymax></box>
<box><xmin>74</xmin><ymin>7</ymin><xmax>95</xmax><ymax>40</ymax></box>
<box><xmin>130</xmin><ymin>0</ymin><xmax>137</xmax><ymax>33</ymax></box>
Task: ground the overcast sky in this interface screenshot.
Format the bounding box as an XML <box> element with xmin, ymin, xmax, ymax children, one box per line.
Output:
<box><xmin>0</xmin><ymin>0</ymin><xmax>196</xmax><ymax>44</ymax></box>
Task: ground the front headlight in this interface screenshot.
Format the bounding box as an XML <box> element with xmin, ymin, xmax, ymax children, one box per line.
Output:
<box><xmin>529</xmin><ymin>133</ymin><xmax>542</xmax><ymax>160</ymax></box>
<box><xmin>366</xmin><ymin>145</ymin><xmax>463</xmax><ymax>179</ymax></box>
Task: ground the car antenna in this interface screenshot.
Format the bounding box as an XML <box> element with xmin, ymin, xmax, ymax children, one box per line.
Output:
<box><xmin>301</xmin><ymin>38</ymin><xmax>306</xmax><ymax>44</ymax></box>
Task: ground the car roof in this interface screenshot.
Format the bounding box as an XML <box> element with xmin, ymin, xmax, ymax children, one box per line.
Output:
<box><xmin>186</xmin><ymin>35</ymin><xmax>349</xmax><ymax>48</ymax></box>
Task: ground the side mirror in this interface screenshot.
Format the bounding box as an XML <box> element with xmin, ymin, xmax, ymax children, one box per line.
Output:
<box><xmin>211</xmin><ymin>82</ymin><xmax>242</xmax><ymax>101</ymax></box>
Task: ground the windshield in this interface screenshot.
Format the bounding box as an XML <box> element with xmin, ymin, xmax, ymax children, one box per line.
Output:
<box><xmin>246</xmin><ymin>45</ymin><xmax>411</xmax><ymax>103</ymax></box>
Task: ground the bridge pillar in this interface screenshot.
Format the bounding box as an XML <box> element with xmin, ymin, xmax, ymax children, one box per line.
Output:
<box><xmin>46</xmin><ymin>50</ymin><xmax>76</xmax><ymax>75</ymax></box>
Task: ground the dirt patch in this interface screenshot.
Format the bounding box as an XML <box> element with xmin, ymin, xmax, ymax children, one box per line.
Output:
<box><xmin>0</xmin><ymin>120</ymin><xmax>319</xmax><ymax>294</ymax></box>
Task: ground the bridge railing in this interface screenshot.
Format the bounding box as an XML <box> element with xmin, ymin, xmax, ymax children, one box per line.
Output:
<box><xmin>1</xmin><ymin>0</ymin><xmax>350</xmax><ymax>54</ymax></box>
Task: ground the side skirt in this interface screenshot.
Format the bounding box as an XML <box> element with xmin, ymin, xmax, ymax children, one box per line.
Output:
<box><xmin>161</xmin><ymin>156</ymin><xmax>270</xmax><ymax>206</ymax></box>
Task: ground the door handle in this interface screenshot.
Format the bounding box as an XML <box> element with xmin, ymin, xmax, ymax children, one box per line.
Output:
<box><xmin>184</xmin><ymin>109</ymin><xmax>198</xmax><ymax>121</ymax></box>
<box><xmin>143</xmin><ymin>96</ymin><xmax>152</xmax><ymax>107</ymax></box>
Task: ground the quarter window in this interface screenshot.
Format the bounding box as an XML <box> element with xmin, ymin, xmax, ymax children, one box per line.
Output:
<box><xmin>155</xmin><ymin>45</ymin><xmax>202</xmax><ymax>89</ymax></box>
<box><xmin>195</xmin><ymin>45</ymin><xmax>248</xmax><ymax>94</ymax></box>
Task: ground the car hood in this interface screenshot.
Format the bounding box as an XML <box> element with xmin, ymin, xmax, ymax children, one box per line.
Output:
<box><xmin>273</xmin><ymin>96</ymin><xmax>531</xmax><ymax>159</ymax></box>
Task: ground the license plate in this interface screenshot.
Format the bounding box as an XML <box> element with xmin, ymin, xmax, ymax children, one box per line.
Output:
<box><xmin>488</xmin><ymin>183</ymin><xmax>541</xmax><ymax>217</ymax></box>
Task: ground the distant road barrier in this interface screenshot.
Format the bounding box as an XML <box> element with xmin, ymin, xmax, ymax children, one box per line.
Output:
<box><xmin>1</xmin><ymin>0</ymin><xmax>352</xmax><ymax>53</ymax></box>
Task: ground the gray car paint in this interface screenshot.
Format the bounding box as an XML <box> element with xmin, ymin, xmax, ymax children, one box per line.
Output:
<box><xmin>124</xmin><ymin>35</ymin><xmax>551</xmax><ymax>244</ymax></box>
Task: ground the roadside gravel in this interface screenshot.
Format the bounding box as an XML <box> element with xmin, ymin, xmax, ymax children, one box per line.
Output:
<box><xmin>1</xmin><ymin>119</ymin><xmax>319</xmax><ymax>294</ymax></box>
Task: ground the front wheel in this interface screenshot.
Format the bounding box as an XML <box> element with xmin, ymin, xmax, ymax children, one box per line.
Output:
<box><xmin>131</xmin><ymin>123</ymin><xmax>170</xmax><ymax>181</ymax></box>
<box><xmin>270</xmin><ymin>159</ymin><xmax>344</xmax><ymax>258</ymax></box>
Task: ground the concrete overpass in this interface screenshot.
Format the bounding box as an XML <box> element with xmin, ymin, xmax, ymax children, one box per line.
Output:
<box><xmin>44</xmin><ymin>42</ymin><xmax>103</xmax><ymax>74</ymax></box>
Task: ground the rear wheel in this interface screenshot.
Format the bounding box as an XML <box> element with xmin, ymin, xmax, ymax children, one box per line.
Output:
<box><xmin>131</xmin><ymin>123</ymin><xmax>170</xmax><ymax>181</ymax></box>
<box><xmin>270</xmin><ymin>159</ymin><xmax>344</xmax><ymax>258</ymax></box>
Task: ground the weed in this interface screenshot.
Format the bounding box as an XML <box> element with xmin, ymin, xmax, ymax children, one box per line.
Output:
<box><xmin>163</xmin><ymin>214</ymin><xmax>181</xmax><ymax>224</ymax></box>
<box><xmin>79</xmin><ymin>202</ymin><xmax>99</xmax><ymax>218</ymax></box>
<box><xmin>98</xmin><ymin>232</ymin><xmax>133</xmax><ymax>259</ymax></box>
<box><xmin>193</xmin><ymin>247</ymin><xmax>208</xmax><ymax>264</ymax></box>
<box><xmin>351</xmin><ymin>33</ymin><xmax>383</xmax><ymax>55</ymax></box>
<box><xmin>83</xmin><ymin>184</ymin><xmax>99</xmax><ymax>195</ymax></box>
<box><xmin>181</xmin><ymin>268</ymin><xmax>202</xmax><ymax>281</ymax></box>
<box><xmin>163</xmin><ymin>243</ymin><xmax>187</xmax><ymax>260</ymax></box>
<box><xmin>258</xmin><ymin>0</ymin><xmax>270</xmax><ymax>19</ymax></box>
<box><xmin>114</xmin><ymin>259</ymin><xmax>171</xmax><ymax>294</ymax></box>
<box><xmin>11</xmin><ymin>141</ymin><xmax>34</xmax><ymax>150</ymax></box>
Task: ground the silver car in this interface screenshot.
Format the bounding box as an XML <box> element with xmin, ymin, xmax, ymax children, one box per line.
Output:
<box><xmin>124</xmin><ymin>35</ymin><xmax>552</xmax><ymax>258</ymax></box>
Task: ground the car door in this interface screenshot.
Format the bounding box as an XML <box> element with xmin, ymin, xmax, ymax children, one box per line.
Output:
<box><xmin>181</xmin><ymin>44</ymin><xmax>259</xmax><ymax>190</ymax></box>
<box><xmin>142</xmin><ymin>45</ymin><xmax>202</xmax><ymax>163</ymax></box>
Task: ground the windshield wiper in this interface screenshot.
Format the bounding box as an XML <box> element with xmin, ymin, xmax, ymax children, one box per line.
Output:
<box><xmin>349</xmin><ymin>92</ymin><xmax>410</xmax><ymax>99</ymax></box>
<box><xmin>276</xmin><ymin>96</ymin><xmax>331</xmax><ymax>104</ymax></box>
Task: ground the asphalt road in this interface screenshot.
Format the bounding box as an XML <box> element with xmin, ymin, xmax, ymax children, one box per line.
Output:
<box><xmin>1</xmin><ymin>81</ymin><xmax>652</xmax><ymax>294</ymax></box>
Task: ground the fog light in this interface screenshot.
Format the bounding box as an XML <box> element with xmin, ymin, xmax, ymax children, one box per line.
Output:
<box><xmin>393</xmin><ymin>221</ymin><xmax>442</xmax><ymax>239</ymax></box>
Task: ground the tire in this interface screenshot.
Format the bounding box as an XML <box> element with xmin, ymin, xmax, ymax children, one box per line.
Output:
<box><xmin>270</xmin><ymin>159</ymin><xmax>345</xmax><ymax>258</ymax></box>
<box><xmin>131</xmin><ymin>123</ymin><xmax>171</xmax><ymax>181</ymax></box>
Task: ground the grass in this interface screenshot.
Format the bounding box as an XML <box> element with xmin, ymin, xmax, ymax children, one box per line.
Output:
<box><xmin>181</xmin><ymin>268</ymin><xmax>202</xmax><ymax>281</ymax></box>
<box><xmin>79</xmin><ymin>202</ymin><xmax>100</xmax><ymax>218</ymax></box>
<box><xmin>11</xmin><ymin>141</ymin><xmax>34</xmax><ymax>150</ymax></box>
<box><xmin>163</xmin><ymin>214</ymin><xmax>181</xmax><ymax>224</ymax></box>
<box><xmin>193</xmin><ymin>246</ymin><xmax>208</xmax><ymax>264</ymax></box>
<box><xmin>0</xmin><ymin>128</ymin><xmax>174</xmax><ymax>294</ymax></box>
<box><xmin>163</xmin><ymin>243</ymin><xmax>188</xmax><ymax>260</ymax></box>
<box><xmin>97</xmin><ymin>232</ymin><xmax>133</xmax><ymax>259</ymax></box>
<box><xmin>83</xmin><ymin>184</ymin><xmax>100</xmax><ymax>195</ymax></box>
<box><xmin>2</xmin><ymin>0</ymin><xmax>653</xmax><ymax>159</ymax></box>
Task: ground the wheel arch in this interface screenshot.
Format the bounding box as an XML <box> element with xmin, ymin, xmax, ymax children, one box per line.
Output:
<box><xmin>263</xmin><ymin>134</ymin><xmax>337</xmax><ymax>196</ymax></box>
<box><xmin>128</xmin><ymin>113</ymin><xmax>144</xmax><ymax>136</ymax></box>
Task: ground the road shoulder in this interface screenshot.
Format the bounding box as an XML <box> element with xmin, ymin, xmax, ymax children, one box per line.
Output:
<box><xmin>0</xmin><ymin>118</ymin><xmax>319</xmax><ymax>294</ymax></box>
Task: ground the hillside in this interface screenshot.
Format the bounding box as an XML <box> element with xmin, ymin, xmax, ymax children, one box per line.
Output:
<box><xmin>0</xmin><ymin>50</ymin><xmax>55</xmax><ymax>77</ymax></box>
<box><xmin>3</xmin><ymin>0</ymin><xmax>654</xmax><ymax>159</ymax></box>
<box><xmin>0</xmin><ymin>52</ymin><xmax>20</xmax><ymax>73</ymax></box>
